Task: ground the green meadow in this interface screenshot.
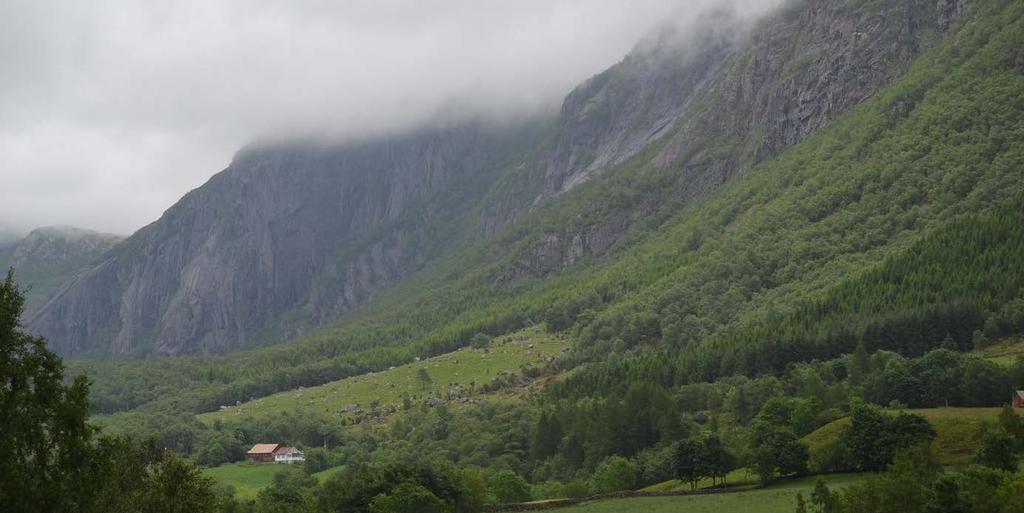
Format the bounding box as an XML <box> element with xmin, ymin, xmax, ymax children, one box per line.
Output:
<box><xmin>199</xmin><ymin>327</ymin><xmax>570</xmax><ymax>425</ymax></box>
<box><xmin>804</xmin><ymin>407</ymin><xmax>1003</xmax><ymax>466</ymax></box>
<box><xmin>561</xmin><ymin>474</ymin><xmax>865</xmax><ymax>513</ymax></box>
<box><xmin>203</xmin><ymin>463</ymin><xmax>286</xmax><ymax>498</ymax></box>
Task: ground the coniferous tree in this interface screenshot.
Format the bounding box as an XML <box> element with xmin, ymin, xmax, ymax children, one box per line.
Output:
<box><xmin>848</xmin><ymin>342</ymin><xmax>871</xmax><ymax>385</ymax></box>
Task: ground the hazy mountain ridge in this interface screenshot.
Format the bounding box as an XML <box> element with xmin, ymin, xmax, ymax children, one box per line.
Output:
<box><xmin>1</xmin><ymin>226</ymin><xmax>123</xmax><ymax>312</ymax></box>
<box><xmin>491</xmin><ymin>0</ymin><xmax>966</xmax><ymax>283</ymax></box>
<box><xmin>27</xmin><ymin>122</ymin><xmax>547</xmax><ymax>357</ymax></box>
<box><xmin>27</xmin><ymin>0</ymin><xmax>967</xmax><ymax>358</ymax></box>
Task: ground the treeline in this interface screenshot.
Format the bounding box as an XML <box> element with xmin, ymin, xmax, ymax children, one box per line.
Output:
<box><xmin>165</xmin><ymin>345</ymin><xmax>1018</xmax><ymax>486</ymax></box>
<box><xmin>102</xmin><ymin>309</ymin><xmax>1021</xmax><ymax>477</ymax></box>
<box><xmin>210</xmin><ymin>399</ymin><xmax>943</xmax><ymax>513</ymax></box>
<box><xmin>543</xmin><ymin>195</ymin><xmax>1024</xmax><ymax>402</ymax></box>
<box><xmin>691</xmin><ymin>202</ymin><xmax>1024</xmax><ymax>380</ymax></box>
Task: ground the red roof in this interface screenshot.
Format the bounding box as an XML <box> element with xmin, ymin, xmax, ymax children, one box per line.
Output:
<box><xmin>247</xmin><ymin>443</ymin><xmax>281</xmax><ymax>455</ymax></box>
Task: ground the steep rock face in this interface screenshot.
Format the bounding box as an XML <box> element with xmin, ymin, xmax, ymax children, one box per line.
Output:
<box><xmin>28</xmin><ymin>123</ymin><xmax>541</xmax><ymax>357</ymax></box>
<box><xmin>1</xmin><ymin>226</ymin><xmax>123</xmax><ymax>311</ymax></box>
<box><xmin>538</xmin><ymin>21</ymin><xmax>737</xmax><ymax>200</ymax></box>
<box><xmin>502</xmin><ymin>0</ymin><xmax>966</xmax><ymax>280</ymax></box>
<box><xmin>653</xmin><ymin>0</ymin><xmax>965</xmax><ymax>190</ymax></box>
<box><xmin>475</xmin><ymin>16</ymin><xmax>740</xmax><ymax>240</ymax></box>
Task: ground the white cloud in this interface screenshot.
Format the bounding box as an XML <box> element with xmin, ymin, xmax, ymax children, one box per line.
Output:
<box><xmin>0</xmin><ymin>0</ymin><xmax>783</xmax><ymax>235</ymax></box>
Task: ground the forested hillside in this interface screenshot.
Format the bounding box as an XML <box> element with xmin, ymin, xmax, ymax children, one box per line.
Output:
<box><xmin>72</xmin><ymin>0</ymin><xmax>1022</xmax><ymax>423</ymax></box>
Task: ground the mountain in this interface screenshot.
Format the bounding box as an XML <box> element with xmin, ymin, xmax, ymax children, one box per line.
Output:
<box><xmin>491</xmin><ymin>0</ymin><xmax>968</xmax><ymax>281</ymax></box>
<box><xmin>27</xmin><ymin>122</ymin><xmax>548</xmax><ymax>357</ymax></box>
<box><xmin>67</xmin><ymin>0</ymin><xmax>1022</xmax><ymax>438</ymax></box>
<box><xmin>51</xmin><ymin>0</ymin><xmax>1024</xmax><ymax>423</ymax></box>
<box><xmin>29</xmin><ymin>0</ymin><xmax>970</xmax><ymax>360</ymax></box>
<box><xmin>1</xmin><ymin>226</ymin><xmax>123</xmax><ymax>312</ymax></box>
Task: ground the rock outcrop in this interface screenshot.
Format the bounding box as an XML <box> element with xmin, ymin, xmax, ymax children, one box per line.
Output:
<box><xmin>28</xmin><ymin>123</ymin><xmax>542</xmax><ymax>357</ymax></box>
<box><xmin>497</xmin><ymin>0</ymin><xmax>967</xmax><ymax>280</ymax></box>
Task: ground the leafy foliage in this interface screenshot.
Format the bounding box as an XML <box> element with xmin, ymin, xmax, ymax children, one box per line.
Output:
<box><xmin>840</xmin><ymin>406</ymin><xmax>936</xmax><ymax>472</ymax></box>
<box><xmin>0</xmin><ymin>271</ymin><xmax>218</xmax><ymax>513</ymax></box>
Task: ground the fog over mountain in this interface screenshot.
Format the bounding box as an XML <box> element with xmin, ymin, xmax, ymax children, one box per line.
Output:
<box><xmin>0</xmin><ymin>0</ymin><xmax>783</xmax><ymax>236</ymax></box>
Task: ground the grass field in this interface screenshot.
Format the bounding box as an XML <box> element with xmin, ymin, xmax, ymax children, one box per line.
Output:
<box><xmin>804</xmin><ymin>407</ymin><xmax>1003</xmax><ymax>466</ymax></box>
<box><xmin>561</xmin><ymin>474</ymin><xmax>865</xmax><ymax>513</ymax></box>
<box><xmin>640</xmin><ymin>468</ymin><xmax>759</xmax><ymax>492</ymax></box>
<box><xmin>199</xmin><ymin>327</ymin><xmax>569</xmax><ymax>425</ymax></box>
<box><xmin>203</xmin><ymin>462</ymin><xmax>286</xmax><ymax>498</ymax></box>
<box><xmin>204</xmin><ymin>462</ymin><xmax>345</xmax><ymax>498</ymax></box>
<box><xmin>313</xmin><ymin>465</ymin><xmax>346</xmax><ymax>483</ymax></box>
<box><xmin>975</xmin><ymin>337</ymin><xmax>1024</xmax><ymax>366</ymax></box>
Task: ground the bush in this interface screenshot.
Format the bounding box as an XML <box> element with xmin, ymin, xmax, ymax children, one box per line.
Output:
<box><xmin>485</xmin><ymin>470</ymin><xmax>531</xmax><ymax>504</ymax></box>
<box><xmin>842</xmin><ymin>406</ymin><xmax>935</xmax><ymax>471</ymax></box>
<box><xmin>592</xmin><ymin>456</ymin><xmax>637</xmax><ymax>493</ymax></box>
<box><xmin>809</xmin><ymin>437</ymin><xmax>847</xmax><ymax>474</ymax></box>
<box><xmin>562</xmin><ymin>480</ymin><xmax>593</xmax><ymax>499</ymax></box>
<box><xmin>303</xmin><ymin>447</ymin><xmax>330</xmax><ymax>474</ymax></box>
<box><xmin>635</xmin><ymin>446</ymin><xmax>676</xmax><ymax>487</ymax></box>
<box><xmin>369</xmin><ymin>482</ymin><xmax>446</xmax><ymax>513</ymax></box>
<box><xmin>531</xmin><ymin>481</ymin><xmax>565</xmax><ymax>500</ymax></box>
<box><xmin>974</xmin><ymin>430</ymin><xmax>1018</xmax><ymax>472</ymax></box>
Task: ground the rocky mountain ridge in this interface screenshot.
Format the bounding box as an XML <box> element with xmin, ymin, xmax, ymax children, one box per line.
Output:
<box><xmin>497</xmin><ymin>0</ymin><xmax>967</xmax><ymax>282</ymax></box>
<box><xmin>27</xmin><ymin>0</ymin><xmax>967</xmax><ymax>358</ymax></box>
<box><xmin>1</xmin><ymin>226</ymin><xmax>123</xmax><ymax>311</ymax></box>
<box><xmin>27</xmin><ymin>123</ymin><xmax>547</xmax><ymax>356</ymax></box>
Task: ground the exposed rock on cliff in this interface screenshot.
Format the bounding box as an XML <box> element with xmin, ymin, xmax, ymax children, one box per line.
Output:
<box><xmin>499</xmin><ymin>0</ymin><xmax>967</xmax><ymax>281</ymax></box>
<box><xmin>28</xmin><ymin>123</ymin><xmax>543</xmax><ymax>357</ymax></box>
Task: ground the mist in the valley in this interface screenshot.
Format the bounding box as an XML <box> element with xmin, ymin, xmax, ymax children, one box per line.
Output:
<box><xmin>0</xmin><ymin>0</ymin><xmax>785</xmax><ymax>236</ymax></box>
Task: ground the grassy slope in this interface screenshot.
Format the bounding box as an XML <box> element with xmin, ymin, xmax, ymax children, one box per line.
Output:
<box><xmin>203</xmin><ymin>463</ymin><xmax>284</xmax><ymax>498</ymax></box>
<box><xmin>561</xmin><ymin>474</ymin><xmax>864</xmax><ymax>513</ymax></box>
<box><xmin>640</xmin><ymin>468</ymin><xmax>760</xmax><ymax>492</ymax></box>
<box><xmin>804</xmin><ymin>407</ymin><xmax>1003</xmax><ymax>466</ymax></box>
<box><xmin>313</xmin><ymin>465</ymin><xmax>346</xmax><ymax>483</ymax></box>
<box><xmin>204</xmin><ymin>463</ymin><xmax>345</xmax><ymax>498</ymax></box>
<box><xmin>976</xmin><ymin>337</ymin><xmax>1024</xmax><ymax>366</ymax></box>
<box><xmin>198</xmin><ymin>327</ymin><xmax>568</xmax><ymax>425</ymax></box>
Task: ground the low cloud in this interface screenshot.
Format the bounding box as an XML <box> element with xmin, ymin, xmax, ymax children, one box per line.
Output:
<box><xmin>0</xmin><ymin>0</ymin><xmax>783</xmax><ymax>235</ymax></box>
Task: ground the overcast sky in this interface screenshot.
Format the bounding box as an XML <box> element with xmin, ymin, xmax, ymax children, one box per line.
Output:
<box><xmin>0</xmin><ymin>0</ymin><xmax>783</xmax><ymax>237</ymax></box>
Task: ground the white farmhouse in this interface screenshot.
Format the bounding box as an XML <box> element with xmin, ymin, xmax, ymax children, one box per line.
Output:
<box><xmin>273</xmin><ymin>446</ymin><xmax>305</xmax><ymax>464</ymax></box>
